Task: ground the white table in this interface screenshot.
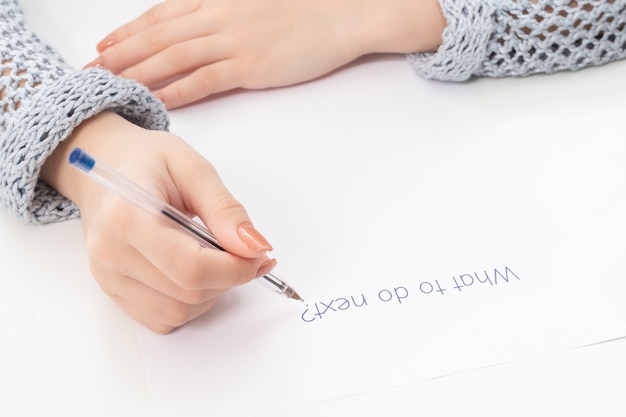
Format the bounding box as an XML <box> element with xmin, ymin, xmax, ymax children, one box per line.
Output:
<box><xmin>3</xmin><ymin>1</ymin><xmax>626</xmax><ymax>416</ymax></box>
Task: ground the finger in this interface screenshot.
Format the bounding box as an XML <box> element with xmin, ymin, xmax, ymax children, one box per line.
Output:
<box><xmin>118</xmin><ymin>35</ymin><xmax>234</xmax><ymax>89</ymax></box>
<box><xmin>92</xmin><ymin>260</ymin><xmax>216</xmax><ymax>326</ymax></box>
<box><xmin>164</xmin><ymin>144</ymin><xmax>273</xmax><ymax>260</ymax></box>
<box><xmin>156</xmin><ymin>59</ymin><xmax>243</xmax><ymax>109</ymax></box>
<box><xmin>97</xmin><ymin>0</ymin><xmax>202</xmax><ymax>53</ymax></box>
<box><xmin>109</xmin><ymin>293</ymin><xmax>176</xmax><ymax>335</ymax></box>
<box><xmin>99</xmin><ymin>11</ymin><xmax>223</xmax><ymax>75</ymax></box>
<box><xmin>123</xmin><ymin>205</ymin><xmax>268</xmax><ymax>291</ymax></box>
<box><xmin>90</xmin><ymin>242</ymin><xmax>226</xmax><ymax>306</ymax></box>
<box><xmin>93</xmin><ymin>261</ymin><xmax>218</xmax><ymax>333</ymax></box>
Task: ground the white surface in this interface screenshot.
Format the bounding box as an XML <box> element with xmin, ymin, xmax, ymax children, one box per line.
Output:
<box><xmin>0</xmin><ymin>210</ymin><xmax>153</xmax><ymax>417</ymax></box>
<box><xmin>140</xmin><ymin>55</ymin><xmax>626</xmax><ymax>417</ymax></box>
<box><xmin>1</xmin><ymin>1</ymin><xmax>626</xmax><ymax>416</ymax></box>
<box><xmin>265</xmin><ymin>336</ymin><xmax>626</xmax><ymax>417</ymax></box>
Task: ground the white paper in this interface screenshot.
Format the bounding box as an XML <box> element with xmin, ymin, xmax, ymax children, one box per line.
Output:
<box><xmin>138</xmin><ymin>57</ymin><xmax>626</xmax><ymax>417</ymax></box>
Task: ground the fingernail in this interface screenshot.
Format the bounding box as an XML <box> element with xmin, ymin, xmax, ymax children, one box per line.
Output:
<box><xmin>238</xmin><ymin>223</ymin><xmax>273</xmax><ymax>252</ymax></box>
<box><xmin>84</xmin><ymin>56</ymin><xmax>103</xmax><ymax>69</ymax></box>
<box><xmin>97</xmin><ymin>35</ymin><xmax>115</xmax><ymax>52</ymax></box>
<box><xmin>256</xmin><ymin>258</ymin><xmax>277</xmax><ymax>278</ymax></box>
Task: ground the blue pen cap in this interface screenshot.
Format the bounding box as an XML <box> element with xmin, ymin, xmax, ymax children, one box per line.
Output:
<box><xmin>69</xmin><ymin>148</ymin><xmax>95</xmax><ymax>172</ymax></box>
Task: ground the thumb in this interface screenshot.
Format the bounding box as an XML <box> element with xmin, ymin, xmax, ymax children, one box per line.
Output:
<box><xmin>169</xmin><ymin>148</ymin><xmax>273</xmax><ymax>259</ymax></box>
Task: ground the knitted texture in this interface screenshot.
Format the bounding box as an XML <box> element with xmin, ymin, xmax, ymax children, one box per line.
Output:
<box><xmin>0</xmin><ymin>0</ymin><xmax>169</xmax><ymax>224</ymax></box>
<box><xmin>408</xmin><ymin>1</ymin><xmax>496</xmax><ymax>80</ymax></box>
<box><xmin>409</xmin><ymin>0</ymin><xmax>626</xmax><ymax>80</ymax></box>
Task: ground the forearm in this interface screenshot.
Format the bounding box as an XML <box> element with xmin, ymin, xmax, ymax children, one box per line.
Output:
<box><xmin>410</xmin><ymin>0</ymin><xmax>626</xmax><ymax>81</ymax></box>
<box><xmin>347</xmin><ymin>0</ymin><xmax>446</xmax><ymax>56</ymax></box>
<box><xmin>39</xmin><ymin>112</ymin><xmax>140</xmax><ymax>209</ymax></box>
<box><xmin>478</xmin><ymin>0</ymin><xmax>626</xmax><ymax>77</ymax></box>
<box><xmin>0</xmin><ymin>0</ymin><xmax>168</xmax><ymax>224</ymax></box>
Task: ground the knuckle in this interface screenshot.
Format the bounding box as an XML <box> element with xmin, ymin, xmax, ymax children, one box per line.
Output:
<box><xmin>170</xmin><ymin>275</ymin><xmax>209</xmax><ymax>303</ymax></box>
<box><xmin>196</xmin><ymin>69</ymin><xmax>218</xmax><ymax>93</ymax></box>
<box><xmin>150</xmin><ymin>323</ymin><xmax>175</xmax><ymax>335</ymax></box>
<box><xmin>179</xmin><ymin>288</ymin><xmax>211</xmax><ymax>306</ymax></box>
<box><xmin>166</xmin><ymin>82</ymin><xmax>185</xmax><ymax>107</ymax></box>
<box><xmin>145</xmin><ymin>5</ymin><xmax>165</xmax><ymax>25</ymax></box>
<box><xmin>100</xmin><ymin>43</ymin><xmax>131</xmax><ymax>72</ymax></box>
<box><xmin>231</xmin><ymin>264</ymin><xmax>252</xmax><ymax>288</ymax></box>
<box><xmin>124</xmin><ymin>64</ymin><xmax>145</xmax><ymax>83</ymax></box>
<box><xmin>209</xmin><ymin>192</ymin><xmax>244</xmax><ymax>219</ymax></box>
<box><xmin>85</xmin><ymin>234</ymin><xmax>109</xmax><ymax>263</ymax></box>
<box><xmin>164</xmin><ymin>44</ymin><xmax>192</xmax><ymax>65</ymax></box>
<box><xmin>175</xmin><ymin>254</ymin><xmax>207</xmax><ymax>291</ymax></box>
<box><xmin>142</xmin><ymin>24</ymin><xmax>169</xmax><ymax>51</ymax></box>
<box><xmin>84</xmin><ymin>201</ymin><xmax>135</xmax><ymax>264</ymax></box>
<box><xmin>160</xmin><ymin>301</ymin><xmax>194</xmax><ymax>328</ymax></box>
<box><xmin>87</xmin><ymin>259</ymin><xmax>108</xmax><ymax>289</ymax></box>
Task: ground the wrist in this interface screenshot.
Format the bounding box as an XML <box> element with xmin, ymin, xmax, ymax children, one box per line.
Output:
<box><xmin>347</xmin><ymin>0</ymin><xmax>446</xmax><ymax>56</ymax></box>
<box><xmin>40</xmin><ymin>111</ymin><xmax>140</xmax><ymax>209</ymax></box>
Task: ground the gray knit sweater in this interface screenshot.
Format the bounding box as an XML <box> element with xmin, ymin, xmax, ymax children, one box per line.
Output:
<box><xmin>1</xmin><ymin>0</ymin><xmax>624</xmax><ymax>224</ymax></box>
<box><xmin>0</xmin><ymin>0</ymin><xmax>169</xmax><ymax>224</ymax></box>
<box><xmin>411</xmin><ymin>0</ymin><xmax>626</xmax><ymax>79</ymax></box>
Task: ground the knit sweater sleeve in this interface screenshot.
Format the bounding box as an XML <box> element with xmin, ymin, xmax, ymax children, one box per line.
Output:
<box><xmin>0</xmin><ymin>0</ymin><xmax>169</xmax><ymax>224</ymax></box>
<box><xmin>409</xmin><ymin>0</ymin><xmax>626</xmax><ymax>80</ymax></box>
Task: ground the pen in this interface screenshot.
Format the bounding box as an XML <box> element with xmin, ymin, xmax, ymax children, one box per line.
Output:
<box><xmin>68</xmin><ymin>147</ymin><xmax>303</xmax><ymax>302</ymax></box>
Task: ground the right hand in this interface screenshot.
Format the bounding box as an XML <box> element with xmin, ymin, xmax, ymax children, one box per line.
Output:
<box><xmin>41</xmin><ymin>111</ymin><xmax>276</xmax><ymax>334</ymax></box>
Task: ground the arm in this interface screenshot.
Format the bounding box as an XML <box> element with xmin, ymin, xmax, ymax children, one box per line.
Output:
<box><xmin>410</xmin><ymin>0</ymin><xmax>626</xmax><ymax>80</ymax></box>
<box><xmin>86</xmin><ymin>0</ymin><xmax>447</xmax><ymax>109</ymax></box>
<box><xmin>0</xmin><ymin>0</ymin><xmax>167</xmax><ymax>223</ymax></box>
<box><xmin>88</xmin><ymin>0</ymin><xmax>625</xmax><ymax>109</ymax></box>
<box><xmin>40</xmin><ymin>111</ymin><xmax>276</xmax><ymax>334</ymax></box>
<box><xmin>1</xmin><ymin>0</ymin><xmax>274</xmax><ymax>333</ymax></box>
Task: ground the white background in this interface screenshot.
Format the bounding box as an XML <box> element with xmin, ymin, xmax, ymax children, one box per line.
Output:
<box><xmin>2</xmin><ymin>1</ymin><xmax>626</xmax><ymax>416</ymax></box>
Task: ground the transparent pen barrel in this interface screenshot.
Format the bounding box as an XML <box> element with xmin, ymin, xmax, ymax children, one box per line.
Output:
<box><xmin>89</xmin><ymin>164</ymin><xmax>165</xmax><ymax>217</ymax></box>
<box><xmin>69</xmin><ymin>148</ymin><xmax>301</xmax><ymax>301</ymax></box>
<box><xmin>257</xmin><ymin>272</ymin><xmax>291</xmax><ymax>296</ymax></box>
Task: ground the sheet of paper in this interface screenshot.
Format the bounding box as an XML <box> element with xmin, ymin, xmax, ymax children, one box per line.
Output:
<box><xmin>138</xmin><ymin>57</ymin><xmax>626</xmax><ymax>417</ymax></box>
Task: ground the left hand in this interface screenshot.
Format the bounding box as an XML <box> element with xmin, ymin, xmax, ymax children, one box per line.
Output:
<box><xmin>86</xmin><ymin>0</ymin><xmax>445</xmax><ymax>109</ymax></box>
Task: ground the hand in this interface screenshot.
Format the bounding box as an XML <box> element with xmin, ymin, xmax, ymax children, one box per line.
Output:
<box><xmin>41</xmin><ymin>112</ymin><xmax>275</xmax><ymax>334</ymax></box>
<box><xmin>86</xmin><ymin>0</ymin><xmax>445</xmax><ymax>109</ymax></box>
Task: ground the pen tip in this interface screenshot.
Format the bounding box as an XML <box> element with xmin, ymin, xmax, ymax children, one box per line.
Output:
<box><xmin>291</xmin><ymin>292</ymin><xmax>304</xmax><ymax>302</ymax></box>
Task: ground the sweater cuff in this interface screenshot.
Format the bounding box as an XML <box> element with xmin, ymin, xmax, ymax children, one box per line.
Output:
<box><xmin>407</xmin><ymin>0</ymin><xmax>496</xmax><ymax>81</ymax></box>
<box><xmin>0</xmin><ymin>67</ymin><xmax>169</xmax><ymax>224</ymax></box>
